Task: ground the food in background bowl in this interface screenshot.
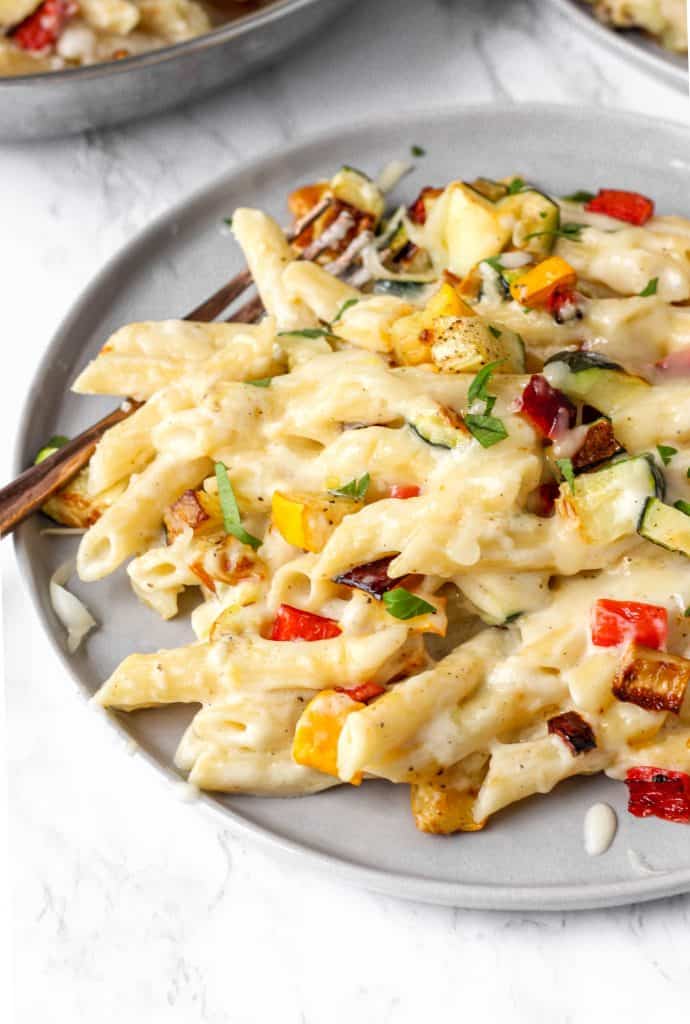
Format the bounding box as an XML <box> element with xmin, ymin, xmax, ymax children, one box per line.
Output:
<box><xmin>584</xmin><ymin>0</ymin><xmax>687</xmax><ymax>53</ymax></box>
<box><xmin>0</xmin><ymin>0</ymin><xmax>272</xmax><ymax>75</ymax></box>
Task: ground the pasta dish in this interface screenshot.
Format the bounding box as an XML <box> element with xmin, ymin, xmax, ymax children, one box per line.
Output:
<box><xmin>0</xmin><ymin>0</ymin><xmax>271</xmax><ymax>75</ymax></box>
<box><xmin>41</xmin><ymin>163</ymin><xmax>690</xmax><ymax>835</ymax></box>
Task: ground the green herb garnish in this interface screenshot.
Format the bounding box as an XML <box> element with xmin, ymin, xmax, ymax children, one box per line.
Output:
<box><xmin>329</xmin><ymin>473</ymin><xmax>370</xmax><ymax>501</ymax></box>
<box><xmin>562</xmin><ymin>190</ymin><xmax>595</xmax><ymax>204</ymax></box>
<box><xmin>525</xmin><ymin>222</ymin><xmax>583</xmax><ymax>242</ymax></box>
<box><xmin>214</xmin><ymin>462</ymin><xmax>262</xmax><ymax>550</ymax></box>
<box><xmin>247</xmin><ymin>377</ymin><xmax>272</xmax><ymax>388</ymax></box>
<box><xmin>411</xmin><ymin>144</ymin><xmax>426</xmax><ymax>157</ymax></box>
<box><xmin>223</xmin><ymin>216</ymin><xmax>233</xmax><ymax>227</ymax></box>
<box><xmin>684</xmin><ymin>607</ymin><xmax>690</xmax><ymax>617</ymax></box>
<box><xmin>556</xmin><ymin>457</ymin><xmax>575</xmax><ymax>492</ymax></box>
<box><xmin>465</xmin><ymin>414</ymin><xmax>509</xmax><ymax>448</ymax></box>
<box><xmin>507</xmin><ymin>177</ymin><xmax>525</xmax><ymax>194</ymax></box>
<box><xmin>675</xmin><ymin>500</ymin><xmax>690</xmax><ymax>517</ymax></box>
<box><xmin>483</xmin><ymin>256</ymin><xmax>504</xmax><ymax>273</ymax></box>
<box><xmin>383</xmin><ymin>588</ymin><xmax>436</xmax><ymax>620</ymax></box>
<box><xmin>331</xmin><ymin>298</ymin><xmax>359</xmax><ymax>324</ymax></box>
<box><xmin>657</xmin><ymin>444</ymin><xmax>677</xmax><ymax>466</ymax></box>
<box><xmin>488</xmin><ymin>325</ymin><xmax>502</xmax><ymax>339</ymax></box>
<box><xmin>468</xmin><ymin>359</ymin><xmax>504</xmax><ymax>409</ymax></box>
<box><xmin>277</xmin><ymin>328</ymin><xmax>331</xmax><ymax>340</ymax></box>
<box><xmin>639</xmin><ymin>277</ymin><xmax>659</xmax><ymax>297</ymax></box>
<box><xmin>34</xmin><ymin>434</ymin><xmax>70</xmax><ymax>465</ymax></box>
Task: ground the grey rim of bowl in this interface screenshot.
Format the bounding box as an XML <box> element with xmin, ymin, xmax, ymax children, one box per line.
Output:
<box><xmin>14</xmin><ymin>101</ymin><xmax>690</xmax><ymax>911</ymax></box>
<box><xmin>549</xmin><ymin>0</ymin><xmax>688</xmax><ymax>89</ymax></box>
<box><xmin>0</xmin><ymin>0</ymin><xmax>334</xmax><ymax>86</ymax></box>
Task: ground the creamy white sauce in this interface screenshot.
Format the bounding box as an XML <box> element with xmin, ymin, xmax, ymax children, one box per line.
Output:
<box><xmin>584</xmin><ymin>802</ymin><xmax>617</xmax><ymax>855</ymax></box>
<box><xmin>627</xmin><ymin>848</ymin><xmax>665</xmax><ymax>877</ymax></box>
<box><xmin>552</xmin><ymin>424</ymin><xmax>591</xmax><ymax>459</ymax></box>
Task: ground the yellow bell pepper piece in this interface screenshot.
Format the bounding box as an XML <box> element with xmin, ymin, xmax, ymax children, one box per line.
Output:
<box><xmin>292</xmin><ymin>689</ymin><xmax>364</xmax><ymax>783</ymax></box>
<box><xmin>424</xmin><ymin>281</ymin><xmax>476</xmax><ymax>320</ymax></box>
<box><xmin>509</xmin><ymin>256</ymin><xmax>577</xmax><ymax>307</ymax></box>
<box><xmin>272</xmin><ymin>490</ymin><xmax>362</xmax><ymax>553</ymax></box>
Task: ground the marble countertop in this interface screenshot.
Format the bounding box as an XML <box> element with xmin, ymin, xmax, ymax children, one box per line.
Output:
<box><xmin>3</xmin><ymin>0</ymin><xmax>690</xmax><ymax>1020</ymax></box>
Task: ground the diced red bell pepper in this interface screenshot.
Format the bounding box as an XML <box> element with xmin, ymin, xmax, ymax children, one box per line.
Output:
<box><xmin>591</xmin><ymin>599</ymin><xmax>668</xmax><ymax>650</ymax></box>
<box><xmin>270</xmin><ymin>604</ymin><xmax>342</xmax><ymax>641</ymax></box>
<box><xmin>584</xmin><ymin>189</ymin><xmax>654</xmax><ymax>226</ymax></box>
<box><xmin>626</xmin><ymin>766</ymin><xmax>690</xmax><ymax>823</ymax></box>
<box><xmin>388</xmin><ymin>484</ymin><xmax>421</xmax><ymax>499</ymax></box>
<box><xmin>547</xmin><ymin>286</ymin><xmax>578</xmax><ymax>322</ymax></box>
<box><xmin>518</xmin><ymin>374</ymin><xmax>576</xmax><ymax>439</ymax></box>
<box><xmin>407</xmin><ymin>186</ymin><xmax>443</xmax><ymax>225</ymax></box>
<box><xmin>335</xmin><ymin>681</ymin><xmax>386</xmax><ymax>704</ymax></box>
<box><xmin>655</xmin><ymin>349</ymin><xmax>690</xmax><ymax>377</ymax></box>
<box><xmin>11</xmin><ymin>0</ymin><xmax>77</xmax><ymax>53</ymax></box>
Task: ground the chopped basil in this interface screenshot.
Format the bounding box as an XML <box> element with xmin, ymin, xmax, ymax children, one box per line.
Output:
<box><xmin>685</xmin><ymin>607</ymin><xmax>690</xmax><ymax>618</ymax></box>
<box><xmin>466</xmin><ymin>360</ymin><xmax>507</xmax><ymax>446</ymax></box>
<box><xmin>639</xmin><ymin>277</ymin><xmax>659</xmax><ymax>297</ymax></box>
<box><xmin>525</xmin><ymin>222</ymin><xmax>583</xmax><ymax>242</ymax></box>
<box><xmin>223</xmin><ymin>216</ymin><xmax>233</xmax><ymax>227</ymax></box>
<box><xmin>657</xmin><ymin>444</ymin><xmax>677</xmax><ymax>466</ymax></box>
<box><xmin>331</xmin><ymin>298</ymin><xmax>359</xmax><ymax>323</ymax></box>
<box><xmin>687</xmin><ymin>468</ymin><xmax>690</xmax><ymax>480</ymax></box>
<box><xmin>556</xmin><ymin>457</ymin><xmax>575</xmax><ymax>492</ymax></box>
<box><xmin>277</xmin><ymin>328</ymin><xmax>331</xmax><ymax>339</ymax></box>
<box><xmin>465</xmin><ymin>414</ymin><xmax>508</xmax><ymax>448</ymax></box>
<box><xmin>34</xmin><ymin>434</ymin><xmax>70</xmax><ymax>464</ymax></box>
<box><xmin>214</xmin><ymin>462</ymin><xmax>262</xmax><ymax>550</ymax></box>
<box><xmin>247</xmin><ymin>377</ymin><xmax>272</xmax><ymax>388</ymax></box>
<box><xmin>488</xmin><ymin>325</ymin><xmax>502</xmax><ymax>339</ymax></box>
<box><xmin>675</xmin><ymin>500</ymin><xmax>690</xmax><ymax>517</ymax></box>
<box><xmin>329</xmin><ymin>473</ymin><xmax>370</xmax><ymax>501</ymax></box>
<box><xmin>383</xmin><ymin>587</ymin><xmax>436</xmax><ymax>620</ymax></box>
<box><xmin>507</xmin><ymin>177</ymin><xmax>525</xmax><ymax>195</ymax></box>
<box><xmin>411</xmin><ymin>144</ymin><xmax>426</xmax><ymax>157</ymax></box>
<box><xmin>483</xmin><ymin>256</ymin><xmax>504</xmax><ymax>273</ymax></box>
<box><xmin>562</xmin><ymin>190</ymin><xmax>595</xmax><ymax>204</ymax></box>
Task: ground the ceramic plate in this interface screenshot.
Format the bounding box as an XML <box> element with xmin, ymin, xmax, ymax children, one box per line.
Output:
<box><xmin>550</xmin><ymin>0</ymin><xmax>687</xmax><ymax>89</ymax></box>
<box><xmin>14</xmin><ymin>104</ymin><xmax>690</xmax><ymax>910</ymax></box>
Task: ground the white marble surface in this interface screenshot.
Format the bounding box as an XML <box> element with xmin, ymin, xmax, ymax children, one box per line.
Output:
<box><xmin>3</xmin><ymin>0</ymin><xmax>690</xmax><ymax>1020</ymax></box>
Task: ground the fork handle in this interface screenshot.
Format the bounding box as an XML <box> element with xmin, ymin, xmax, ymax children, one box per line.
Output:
<box><xmin>0</xmin><ymin>402</ymin><xmax>140</xmax><ymax>538</ymax></box>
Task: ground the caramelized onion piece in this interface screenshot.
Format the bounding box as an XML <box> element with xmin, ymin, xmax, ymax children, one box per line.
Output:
<box><xmin>547</xmin><ymin>710</ymin><xmax>597</xmax><ymax>755</ymax></box>
<box><xmin>613</xmin><ymin>644</ymin><xmax>690</xmax><ymax>714</ymax></box>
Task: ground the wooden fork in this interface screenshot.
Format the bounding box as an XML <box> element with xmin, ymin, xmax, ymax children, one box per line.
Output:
<box><xmin>0</xmin><ymin>196</ymin><xmax>333</xmax><ymax>538</ymax></box>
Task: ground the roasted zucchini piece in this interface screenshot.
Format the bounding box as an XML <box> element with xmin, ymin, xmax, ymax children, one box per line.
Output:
<box><xmin>373</xmin><ymin>279</ymin><xmax>430</xmax><ymax>301</ymax></box>
<box><xmin>407</xmin><ymin>398</ymin><xmax>469</xmax><ymax>449</ymax></box>
<box><xmin>613</xmin><ymin>644</ymin><xmax>690</xmax><ymax>714</ymax></box>
<box><xmin>42</xmin><ymin>466</ymin><xmax>125</xmax><ymax>529</ymax></box>
<box><xmin>429</xmin><ymin>182</ymin><xmax>513</xmax><ymax>276</ymax></box>
<box><xmin>544</xmin><ymin>350</ymin><xmax>649</xmax><ymax>413</ymax></box>
<box><xmin>505</xmin><ymin>188</ymin><xmax>560</xmax><ymax>258</ymax></box>
<box><xmin>557</xmin><ymin>455</ymin><xmax>662</xmax><ymax>544</ymax></box>
<box><xmin>638</xmin><ymin>498</ymin><xmax>690</xmax><ymax>557</ymax></box>
<box><xmin>430</xmin><ymin>317</ymin><xmax>525</xmax><ymax>374</ymax></box>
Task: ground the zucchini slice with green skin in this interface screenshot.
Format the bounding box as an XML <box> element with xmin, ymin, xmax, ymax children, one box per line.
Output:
<box><xmin>467</xmin><ymin>178</ymin><xmax>509</xmax><ymax>203</ymax></box>
<box><xmin>543</xmin><ymin>351</ymin><xmax>649</xmax><ymax>413</ymax></box>
<box><xmin>560</xmin><ymin>455</ymin><xmax>662</xmax><ymax>545</ymax></box>
<box><xmin>639</xmin><ymin>498</ymin><xmax>690</xmax><ymax>557</ymax></box>
<box><xmin>331</xmin><ymin>166</ymin><xmax>384</xmax><ymax>220</ymax></box>
<box><xmin>373</xmin><ymin>279</ymin><xmax>429</xmax><ymax>300</ymax></box>
<box><xmin>430</xmin><ymin>317</ymin><xmax>526</xmax><ymax>374</ymax></box>
<box><xmin>407</xmin><ymin>399</ymin><xmax>469</xmax><ymax>449</ymax></box>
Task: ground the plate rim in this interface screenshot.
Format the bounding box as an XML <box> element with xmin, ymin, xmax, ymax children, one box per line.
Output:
<box><xmin>548</xmin><ymin>0</ymin><xmax>688</xmax><ymax>90</ymax></box>
<box><xmin>14</xmin><ymin>100</ymin><xmax>690</xmax><ymax>911</ymax></box>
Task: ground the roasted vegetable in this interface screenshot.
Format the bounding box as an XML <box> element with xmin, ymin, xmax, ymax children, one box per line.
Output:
<box><xmin>571</xmin><ymin>418</ymin><xmax>622</xmax><ymax>471</ymax></box>
<box><xmin>292</xmin><ymin>689</ymin><xmax>363</xmax><ymax>781</ymax></box>
<box><xmin>164</xmin><ymin>489</ymin><xmax>210</xmax><ymax>542</ymax></box>
<box><xmin>557</xmin><ymin>456</ymin><xmax>661</xmax><ymax>545</ymax></box>
<box><xmin>410</xmin><ymin>781</ymin><xmax>486</xmax><ymax>834</ymax></box>
<box><xmin>638</xmin><ymin>498</ymin><xmax>690</xmax><ymax>558</ymax></box>
<box><xmin>543</xmin><ymin>350</ymin><xmax>649</xmax><ymax>413</ymax></box>
<box><xmin>270</xmin><ymin>604</ymin><xmax>342</xmax><ymax>641</ymax></box>
<box><xmin>613</xmin><ymin>644</ymin><xmax>690</xmax><ymax>713</ymax></box>
<box><xmin>509</xmin><ymin>256</ymin><xmax>577</xmax><ymax>307</ymax></box>
<box><xmin>407</xmin><ymin>398</ymin><xmax>469</xmax><ymax>449</ymax></box>
<box><xmin>271</xmin><ymin>490</ymin><xmax>362</xmax><ymax>553</ymax></box>
<box><xmin>42</xmin><ymin>466</ymin><xmax>124</xmax><ymax>529</ymax></box>
<box><xmin>585</xmin><ymin>189</ymin><xmax>654</xmax><ymax>226</ymax></box>
<box><xmin>334</xmin><ymin>681</ymin><xmax>385</xmax><ymax>703</ymax></box>
<box><xmin>334</xmin><ymin>555</ymin><xmax>404</xmax><ymax>598</ymax></box>
<box><xmin>547</xmin><ymin>711</ymin><xmax>597</xmax><ymax>755</ymax></box>
<box><xmin>518</xmin><ymin>374</ymin><xmax>576</xmax><ymax>439</ymax></box>
<box><xmin>626</xmin><ymin>767</ymin><xmax>690</xmax><ymax>823</ymax></box>
<box><xmin>430</xmin><ymin>317</ymin><xmax>525</xmax><ymax>374</ymax></box>
<box><xmin>591</xmin><ymin>599</ymin><xmax>668</xmax><ymax>650</ymax></box>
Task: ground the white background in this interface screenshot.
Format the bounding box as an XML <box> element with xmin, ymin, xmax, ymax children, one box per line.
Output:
<box><xmin>3</xmin><ymin>1</ymin><xmax>690</xmax><ymax>1020</ymax></box>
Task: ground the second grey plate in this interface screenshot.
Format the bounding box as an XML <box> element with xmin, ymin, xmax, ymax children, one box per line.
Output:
<box><xmin>14</xmin><ymin>103</ymin><xmax>690</xmax><ymax>910</ymax></box>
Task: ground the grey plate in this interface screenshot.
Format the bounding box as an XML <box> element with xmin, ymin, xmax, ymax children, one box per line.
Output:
<box><xmin>550</xmin><ymin>0</ymin><xmax>687</xmax><ymax>90</ymax></box>
<box><xmin>0</xmin><ymin>0</ymin><xmax>353</xmax><ymax>141</ymax></box>
<box><xmin>14</xmin><ymin>103</ymin><xmax>690</xmax><ymax>910</ymax></box>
